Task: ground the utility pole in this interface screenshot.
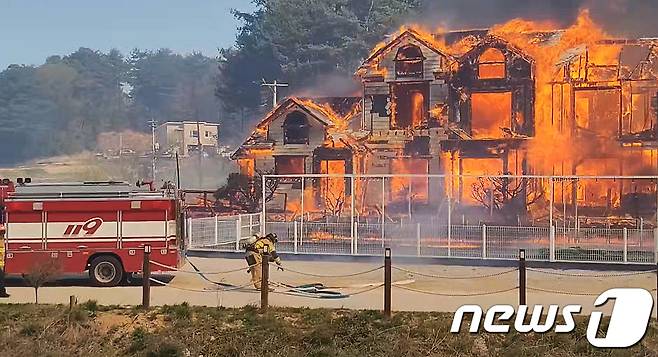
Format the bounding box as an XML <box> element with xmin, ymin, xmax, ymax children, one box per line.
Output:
<box><xmin>148</xmin><ymin>119</ymin><xmax>157</xmax><ymax>182</ymax></box>
<box><xmin>261</xmin><ymin>79</ymin><xmax>289</xmax><ymax>109</ymax></box>
<box><xmin>118</xmin><ymin>132</ymin><xmax>123</xmax><ymax>158</ymax></box>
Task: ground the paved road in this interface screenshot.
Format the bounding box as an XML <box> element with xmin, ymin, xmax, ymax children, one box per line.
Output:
<box><xmin>1</xmin><ymin>257</ymin><xmax>655</xmax><ymax>315</ymax></box>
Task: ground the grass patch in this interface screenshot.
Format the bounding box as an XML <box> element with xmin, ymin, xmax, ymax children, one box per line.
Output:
<box><xmin>0</xmin><ymin>304</ymin><xmax>655</xmax><ymax>356</ymax></box>
<box><xmin>161</xmin><ymin>302</ymin><xmax>191</xmax><ymax>320</ymax></box>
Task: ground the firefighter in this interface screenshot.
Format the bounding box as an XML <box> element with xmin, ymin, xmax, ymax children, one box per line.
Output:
<box><xmin>243</xmin><ymin>233</ymin><xmax>283</xmax><ymax>290</ymax></box>
<box><xmin>0</xmin><ymin>224</ymin><xmax>9</xmax><ymax>298</ymax></box>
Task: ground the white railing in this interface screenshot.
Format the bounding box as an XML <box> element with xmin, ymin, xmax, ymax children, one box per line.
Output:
<box><xmin>187</xmin><ymin>213</ymin><xmax>261</xmax><ymax>251</ymax></box>
<box><xmin>187</xmin><ymin>216</ymin><xmax>657</xmax><ymax>264</ymax></box>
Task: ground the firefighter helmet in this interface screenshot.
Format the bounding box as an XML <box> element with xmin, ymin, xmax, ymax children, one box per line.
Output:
<box><xmin>266</xmin><ymin>232</ymin><xmax>278</xmax><ymax>243</ymax></box>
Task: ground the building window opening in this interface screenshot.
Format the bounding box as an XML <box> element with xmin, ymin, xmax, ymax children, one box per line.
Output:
<box><xmin>238</xmin><ymin>159</ymin><xmax>255</xmax><ymax>177</ymax></box>
<box><xmin>283</xmin><ymin>111</ymin><xmax>310</xmax><ymax>144</ymax></box>
<box><xmin>391</xmin><ymin>83</ymin><xmax>429</xmax><ymax>129</ymax></box>
<box><xmin>471</xmin><ymin>92</ymin><xmax>512</xmax><ymax>139</ymax></box>
<box><xmin>275</xmin><ymin>156</ymin><xmax>305</xmax><ymax>175</ymax></box>
<box><xmin>478</xmin><ymin>48</ymin><xmax>506</xmax><ymax>79</ymax></box>
<box><xmin>395</xmin><ymin>45</ymin><xmax>425</xmax><ymax>78</ymax></box>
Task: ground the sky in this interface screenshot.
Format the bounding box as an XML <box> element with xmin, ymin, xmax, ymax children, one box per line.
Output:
<box><xmin>0</xmin><ymin>0</ymin><xmax>256</xmax><ymax>70</ymax></box>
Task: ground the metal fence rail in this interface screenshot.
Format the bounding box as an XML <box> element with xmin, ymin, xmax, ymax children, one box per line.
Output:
<box><xmin>187</xmin><ymin>213</ymin><xmax>261</xmax><ymax>250</ymax></box>
<box><xmin>187</xmin><ymin>214</ymin><xmax>657</xmax><ymax>265</ymax></box>
<box><xmin>185</xmin><ymin>173</ymin><xmax>658</xmax><ymax>265</ymax></box>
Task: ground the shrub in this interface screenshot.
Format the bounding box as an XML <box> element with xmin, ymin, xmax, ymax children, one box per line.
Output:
<box><xmin>128</xmin><ymin>327</ymin><xmax>148</xmax><ymax>353</ymax></box>
<box><xmin>145</xmin><ymin>342</ymin><xmax>181</xmax><ymax>357</ymax></box>
<box><xmin>81</xmin><ymin>300</ymin><xmax>98</xmax><ymax>312</ymax></box>
<box><xmin>19</xmin><ymin>323</ymin><xmax>39</xmax><ymax>337</ymax></box>
<box><xmin>161</xmin><ymin>303</ymin><xmax>191</xmax><ymax>320</ymax></box>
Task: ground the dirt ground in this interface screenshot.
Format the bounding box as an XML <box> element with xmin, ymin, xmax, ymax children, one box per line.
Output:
<box><xmin>2</xmin><ymin>257</ymin><xmax>655</xmax><ymax>315</ymax></box>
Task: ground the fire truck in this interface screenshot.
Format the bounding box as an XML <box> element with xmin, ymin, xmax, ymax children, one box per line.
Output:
<box><xmin>0</xmin><ymin>179</ymin><xmax>181</xmax><ymax>287</ymax></box>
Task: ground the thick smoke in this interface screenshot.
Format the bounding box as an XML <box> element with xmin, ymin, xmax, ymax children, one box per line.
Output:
<box><xmin>419</xmin><ymin>0</ymin><xmax>658</xmax><ymax>37</ymax></box>
<box><xmin>292</xmin><ymin>72</ymin><xmax>362</xmax><ymax>98</ymax></box>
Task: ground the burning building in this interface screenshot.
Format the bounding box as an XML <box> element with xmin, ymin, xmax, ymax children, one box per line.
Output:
<box><xmin>232</xmin><ymin>11</ymin><xmax>658</xmax><ymax>225</ymax></box>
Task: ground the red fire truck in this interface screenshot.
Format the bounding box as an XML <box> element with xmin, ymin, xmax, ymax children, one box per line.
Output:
<box><xmin>0</xmin><ymin>179</ymin><xmax>181</xmax><ymax>287</ymax></box>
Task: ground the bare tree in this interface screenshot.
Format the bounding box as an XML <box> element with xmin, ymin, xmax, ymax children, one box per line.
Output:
<box><xmin>323</xmin><ymin>185</ymin><xmax>346</xmax><ymax>218</ymax></box>
<box><xmin>472</xmin><ymin>175</ymin><xmax>544</xmax><ymax>221</ymax></box>
<box><xmin>22</xmin><ymin>258</ymin><xmax>62</xmax><ymax>304</ymax></box>
<box><xmin>214</xmin><ymin>170</ymin><xmax>278</xmax><ymax>212</ymax></box>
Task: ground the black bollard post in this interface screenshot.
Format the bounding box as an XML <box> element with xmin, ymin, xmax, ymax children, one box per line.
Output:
<box><xmin>142</xmin><ymin>244</ymin><xmax>151</xmax><ymax>308</ymax></box>
<box><xmin>261</xmin><ymin>246</ymin><xmax>270</xmax><ymax>312</ymax></box>
<box><xmin>519</xmin><ymin>249</ymin><xmax>526</xmax><ymax>306</ymax></box>
<box><xmin>384</xmin><ymin>248</ymin><xmax>391</xmax><ymax>318</ymax></box>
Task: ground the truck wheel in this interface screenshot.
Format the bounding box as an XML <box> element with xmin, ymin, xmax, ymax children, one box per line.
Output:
<box><xmin>89</xmin><ymin>256</ymin><xmax>124</xmax><ymax>287</ymax></box>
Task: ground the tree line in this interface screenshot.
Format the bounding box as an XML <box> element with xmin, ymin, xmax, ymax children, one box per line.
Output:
<box><xmin>0</xmin><ymin>0</ymin><xmax>419</xmax><ymax>165</ymax></box>
<box><xmin>0</xmin><ymin>48</ymin><xmax>218</xmax><ymax>165</ymax></box>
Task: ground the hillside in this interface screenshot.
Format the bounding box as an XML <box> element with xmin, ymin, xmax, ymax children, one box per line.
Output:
<box><xmin>0</xmin><ymin>152</ymin><xmax>234</xmax><ymax>190</ymax></box>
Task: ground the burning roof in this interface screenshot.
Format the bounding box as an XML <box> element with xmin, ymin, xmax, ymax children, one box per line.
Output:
<box><xmin>231</xmin><ymin>96</ymin><xmax>364</xmax><ymax>160</ymax></box>
<box><xmin>359</xmin><ymin>28</ymin><xmax>454</xmax><ymax>67</ymax></box>
<box><xmin>457</xmin><ymin>35</ymin><xmax>535</xmax><ymax>66</ymax></box>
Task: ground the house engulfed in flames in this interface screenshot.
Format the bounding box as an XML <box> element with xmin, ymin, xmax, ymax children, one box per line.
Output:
<box><xmin>232</xmin><ymin>12</ymin><xmax>658</xmax><ymax>224</ymax></box>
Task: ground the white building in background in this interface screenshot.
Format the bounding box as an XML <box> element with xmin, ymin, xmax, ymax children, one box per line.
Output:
<box><xmin>156</xmin><ymin>121</ymin><xmax>219</xmax><ymax>157</ymax></box>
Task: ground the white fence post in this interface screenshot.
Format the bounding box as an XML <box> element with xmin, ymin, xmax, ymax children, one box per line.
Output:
<box><xmin>261</xmin><ymin>174</ymin><xmax>266</xmax><ymax>236</ymax></box>
<box><xmin>354</xmin><ymin>221</ymin><xmax>359</xmax><ymax>255</ymax></box>
<box><xmin>214</xmin><ymin>214</ymin><xmax>219</xmax><ymax>246</ymax></box>
<box><xmin>482</xmin><ymin>224</ymin><xmax>487</xmax><ymax>259</ymax></box>
<box><xmin>654</xmin><ymin>228</ymin><xmax>658</xmax><ymax>264</ymax></box>
<box><xmin>549</xmin><ymin>225</ymin><xmax>555</xmax><ymax>262</ymax></box>
<box><xmin>300</xmin><ymin>178</ymin><xmax>304</xmax><ymax>247</ymax></box>
<box><xmin>447</xmin><ymin>195</ymin><xmax>452</xmax><ymax>257</ymax></box>
<box><xmin>235</xmin><ymin>215</ymin><xmax>242</xmax><ymax>252</ymax></box>
<box><xmin>623</xmin><ymin>227</ymin><xmax>628</xmax><ymax>263</ymax></box>
<box><xmin>187</xmin><ymin>217</ymin><xmax>193</xmax><ymax>249</ymax></box>
<box><xmin>640</xmin><ymin>218</ymin><xmax>644</xmax><ymax>249</ymax></box>
<box><xmin>294</xmin><ymin>220</ymin><xmax>299</xmax><ymax>254</ymax></box>
<box><xmin>299</xmin><ymin>215</ymin><xmax>304</xmax><ymax>247</ymax></box>
<box><xmin>381</xmin><ymin>177</ymin><xmax>386</xmax><ymax>248</ymax></box>
<box><xmin>350</xmin><ymin>175</ymin><xmax>355</xmax><ymax>256</ymax></box>
<box><xmin>416</xmin><ymin>223</ymin><xmax>421</xmax><ymax>257</ymax></box>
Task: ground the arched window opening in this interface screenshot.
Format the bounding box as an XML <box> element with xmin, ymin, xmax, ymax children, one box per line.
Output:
<box><xmin>478</xmin><ymin>48</ymin><xmax>506</xmax><ymax>79</ymax></box>
<box><xmin>395</xmin><ymin>45</ymin><xmax>425</xmax><ymax>78</ymax></box>
<box><xmin>283</xmin><ymin>111</ymin><xmax>309</xmax><ymax>144</ymax></box>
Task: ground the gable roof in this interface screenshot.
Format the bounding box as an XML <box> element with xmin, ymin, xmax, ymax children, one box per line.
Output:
<box><xmin>254</xmin><ymin>97</ymin><xmax>337</xmax><ymax>130</ymax></box>
<box><xmin>231</xmin><ymin>97</ymin><xmax>362</xmax><ymax>159</ymax></box>
<box><xmin>359</xmin><ymin>29</ymin><xmax>452</xmax><ymax>69</ymax></box>
<box><xmin>458</xmin><ymin>35</ymin><xmax>535</xmax><ymax>65</ymax></box>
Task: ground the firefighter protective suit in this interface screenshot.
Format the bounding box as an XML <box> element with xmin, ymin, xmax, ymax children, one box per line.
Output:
<box><xmin>0</xmin><ymin>224</ymin><xmax>9</xmax><ymax>298</ymax></box>
<box><xmin>244</xmin><ymin>233</ymin><xmax>282</xmax><ymax>289</ymax></box>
